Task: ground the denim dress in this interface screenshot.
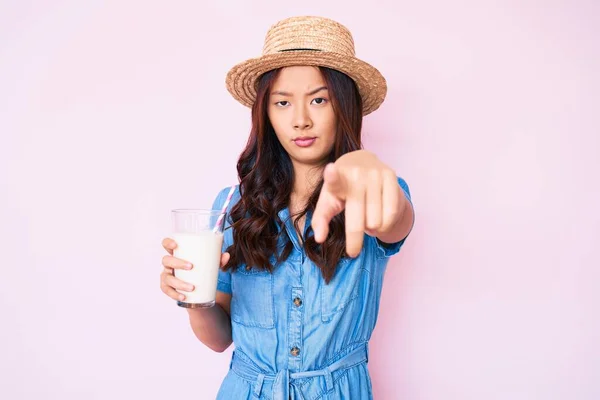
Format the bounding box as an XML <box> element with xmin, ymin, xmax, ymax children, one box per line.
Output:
<box><xmin>211</xmin><ymin>178</ymin><xmax>412</xmax><ymax>400</ymax></box>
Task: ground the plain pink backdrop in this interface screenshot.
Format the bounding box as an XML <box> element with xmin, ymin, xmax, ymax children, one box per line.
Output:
<box><xmin>1</xmin><ymin>1</ymin><xmax>599</xmax><ymax>399</ymax></box>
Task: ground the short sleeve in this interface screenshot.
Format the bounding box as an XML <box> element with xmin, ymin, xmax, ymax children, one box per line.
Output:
<box><xmin>217</xmin><ymin>270</ymin><xmax>232</xmax><ymax>294</ymax></box>
<box><xmin>211</xmin><ymin>186</ymin><xmax>235</xmax><ymax>294</ymax></box>
<box><xmin>374</xmin><ymin>176</ymin><xmax>414</xmax><ymax>259</ymax></box>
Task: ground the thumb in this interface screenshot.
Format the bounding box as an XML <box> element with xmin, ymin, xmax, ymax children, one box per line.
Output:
<box><xmin>312</xmin><ymin>164</ymin><xmax>346</xmax><ymax>243</ymax></box>
<box><xmin>220</xmin><ymin>252</ymin><xmax>230</xmax><ymax>268</ymax></box>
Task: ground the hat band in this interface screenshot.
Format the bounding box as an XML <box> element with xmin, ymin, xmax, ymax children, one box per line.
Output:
<box><xmin>278</xmin><ymin>48</ymin><xmax>322</xmax><ymax>52</ymax></box>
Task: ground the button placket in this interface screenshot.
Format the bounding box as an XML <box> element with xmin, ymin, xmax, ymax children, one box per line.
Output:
<box><xmin>288</xmin><ymin>286</ymin><xmax>304</xmax><ymax>370</ymax></box>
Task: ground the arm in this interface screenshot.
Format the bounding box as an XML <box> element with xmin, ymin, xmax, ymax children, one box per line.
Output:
<box><xmin>187</xmin><ymin>291</ymin><xmax>232</xmax><ymax>353</ymax></box>
<box><xmin>188</xmin><ymin>185</ymin><xmax>237</xmax><ymax>352</ymax></box>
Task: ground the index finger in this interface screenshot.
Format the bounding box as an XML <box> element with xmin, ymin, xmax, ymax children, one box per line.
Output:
<box><xmin>162</xmin><ymin>238</ymin><xmax>177</xmax><ymax>255</ymax></box>
<box><xmin>345</xmin><ymin>182</ymin><xmax>366</xmax><ymax>258</ymax></box>
<box><xmin>312</xmin><ymin>190</ymin><xmax>339</xmax><ymax>243</ymax></box>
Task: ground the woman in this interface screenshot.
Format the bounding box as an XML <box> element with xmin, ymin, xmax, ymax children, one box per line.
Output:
<box><xmin>160</xmin><ymin>16</ymin><xmax>414</xmax><ymax>399</ymax></box>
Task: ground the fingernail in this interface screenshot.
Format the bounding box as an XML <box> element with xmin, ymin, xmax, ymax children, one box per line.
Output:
<box><xmin>187</xmin><ymin>285</ymin><xmax>194</xmax><ymax>291</ymax></box>
<box><xmin>186</xmin><ymin>263</ymin><xmax>193</xmax><ymax>269</ymax></box>
<box><xmin>179</xmin><ymin>294</ymin><xmax>185</xmax><ymax>301</ymax></box>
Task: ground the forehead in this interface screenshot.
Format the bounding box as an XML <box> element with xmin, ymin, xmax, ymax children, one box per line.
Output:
<box><xmin>271</xmin><ymin>66</ymin><xmax>326</xmax><ymax>90</ymax></box>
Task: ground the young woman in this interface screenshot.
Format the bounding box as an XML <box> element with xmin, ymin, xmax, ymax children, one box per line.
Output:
<box><xmin>160</xmin><ymin>16</ymin><xmax>414</xmax><ymax>400</ymax></box>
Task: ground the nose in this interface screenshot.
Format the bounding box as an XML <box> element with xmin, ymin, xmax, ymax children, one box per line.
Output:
<box><xmin>293</xmin><ymin>104</ymin><xmax>312</xmax><ymax>130</ymax></box>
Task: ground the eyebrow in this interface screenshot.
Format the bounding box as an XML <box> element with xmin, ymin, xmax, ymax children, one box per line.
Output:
<box><xmin>271</xmin><ymin>86</ymin><xmax>328</xmax><ymax>97</ymax></box>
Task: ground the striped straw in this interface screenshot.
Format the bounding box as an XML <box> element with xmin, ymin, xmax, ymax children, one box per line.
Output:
<box><xmin>213</xmin><ymin>185</ymin><xmax>236</xmax><ymax>233</ymax></box>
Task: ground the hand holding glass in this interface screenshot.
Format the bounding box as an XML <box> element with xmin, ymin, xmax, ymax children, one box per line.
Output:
<box><xmin>171</xmin><ymin>209</ymin><xmax>225</xmax><ymax>308</ymax></box>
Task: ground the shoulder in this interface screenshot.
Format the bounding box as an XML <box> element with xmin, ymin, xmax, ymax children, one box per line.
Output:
<box><xmin>212</xmin><ymin>185</ymin><xmax>240</xmax><ymax>250</ymax></box>
<box><xmin>211</xmin><ymin>184</ymin><xmax>241</xmax><ymax>211</ymax></box>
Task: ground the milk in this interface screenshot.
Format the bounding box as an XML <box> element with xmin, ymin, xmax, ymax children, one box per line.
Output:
<box><xmin>172</xmin><ymin>231</ymin><xmax>224</xmax><ymax>307</ymax></box>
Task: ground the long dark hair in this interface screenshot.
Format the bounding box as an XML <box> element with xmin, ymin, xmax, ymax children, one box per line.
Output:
<box><xmin>223</xmin><ymin>67</ymin><xmax>363</xmax><ymax>283</ymax></box>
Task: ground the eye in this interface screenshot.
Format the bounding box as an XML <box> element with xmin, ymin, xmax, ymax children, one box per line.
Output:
<box><xmin>275</xmin><ymin>101</ymin><xmax>290</xmax><ymax>107</ymax></box>
<box><xmin>311</xmin><ymin>98</ymin><xmax>327</xmax><ymax>105</ymax></box>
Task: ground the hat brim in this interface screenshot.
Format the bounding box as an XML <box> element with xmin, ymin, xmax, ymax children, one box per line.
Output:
<box><xmin>225</xmin><ymin>51</ymin><xmax>387</xmax><ymax>116</ymax></box>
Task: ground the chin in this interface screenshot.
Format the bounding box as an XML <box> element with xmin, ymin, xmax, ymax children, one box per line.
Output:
<box><xmin>292</xmin><ymin>154</ymin><xmax>328</xmax><ymax>167</ymax></box>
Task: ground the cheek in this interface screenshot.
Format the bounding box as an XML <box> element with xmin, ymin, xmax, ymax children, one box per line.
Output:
<box><xmin>271</xmin><ymin>127</ymin><xmax>286</xmax><ymax>146</ymax></box>
<box><xmin>268</xmin><ymin>111</ymin><xmax>286</xmax><ymax>142</ymax></box>
<box><xmin>323</xmin><ymin>115</ymin><xmax>337</xmax><ymax>145</ymax></box>
<box><xmin>319</xmin><ymin>129</ymin><xmax>336</xmax><ymax>155</ymax></box>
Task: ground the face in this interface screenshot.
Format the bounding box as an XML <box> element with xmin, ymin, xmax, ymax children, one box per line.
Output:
<box><xmin>267</xmin><ymin>66</ymin><xmax>337</xmax><ymax>169</ymax></box>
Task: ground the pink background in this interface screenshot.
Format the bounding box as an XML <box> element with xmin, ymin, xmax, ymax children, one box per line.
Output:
<box><xmin>1</xmin><ymin>1</ymin><xmax>599</xmax><ymax>399</ymax></box>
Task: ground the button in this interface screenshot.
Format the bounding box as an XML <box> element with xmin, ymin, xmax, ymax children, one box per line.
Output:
<box><xmin>293</xmin><ymin>297</ymin><xmax>303</xmax><ymax>307</ymax></box>
<box><xmin>290</xmin><ymin>346</ymin><xmax>300</xmax><ymax>357</ymax></box>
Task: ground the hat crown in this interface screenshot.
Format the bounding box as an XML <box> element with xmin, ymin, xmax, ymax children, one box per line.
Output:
<box><xmin>262</xmin><ymin>16</ymin><xmax>356</xmax><ymax>57</ymax></box>
<box><xmin>226</xmin><ymin>15</ymin><xmax>387</xmax><ymax>116</ymax></box>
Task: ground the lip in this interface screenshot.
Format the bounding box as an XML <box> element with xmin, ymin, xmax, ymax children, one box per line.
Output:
<box><xmin>293</xmin><ymin>136</ymin><xmax>316</xmax><ymax>141</ymax></box>
<box><xmin>293</xmin><ymin>136</ymin><xmax>317</xmax><ymax>147</ymax></box>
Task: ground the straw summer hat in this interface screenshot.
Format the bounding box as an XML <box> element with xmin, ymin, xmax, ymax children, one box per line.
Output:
<box><xmin>225</xmin><ymin>16</ymin><xmax>387</xmax><ymax>116</ymax></box>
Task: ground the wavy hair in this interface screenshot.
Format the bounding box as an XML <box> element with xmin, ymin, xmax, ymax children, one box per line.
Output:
<box><xmin>223</xmin><ymin>67</ymin><xmax>363</xmax><ymax>283</ymax></box>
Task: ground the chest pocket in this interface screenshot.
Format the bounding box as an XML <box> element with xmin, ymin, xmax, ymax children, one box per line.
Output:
<box><xmin>321</xmin><ymin>258</ymin><xmax>365</xmax><ymax>323</ymax></box>
<box><xmin>231</xmin><ymin>262</ymin><xmax>275</xmax><ymax>329</ymax></box>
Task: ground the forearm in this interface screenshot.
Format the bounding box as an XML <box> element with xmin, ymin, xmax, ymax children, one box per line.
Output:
<box><xmin>186</xmin><ymin>305</ymin><xmax>232</xmax><ymax>353</ymax></box>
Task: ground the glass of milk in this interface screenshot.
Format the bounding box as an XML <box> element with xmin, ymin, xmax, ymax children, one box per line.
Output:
<box><xmin>171</xmin><ymin>209</ymin><xmax>225</xmax><ymax>308</ymax></box>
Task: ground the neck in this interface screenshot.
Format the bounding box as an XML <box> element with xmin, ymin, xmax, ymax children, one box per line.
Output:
<box><xmin>290</xmin><ymin>161</ymin><xmax>323</xmax><ymax>212</ymax></box>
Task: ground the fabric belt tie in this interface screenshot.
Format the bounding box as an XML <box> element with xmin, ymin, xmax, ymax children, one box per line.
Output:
<box><xmin>230</xmin><ymin>343</ymin><xmax>368</xmax><ymax>400</ymax></box>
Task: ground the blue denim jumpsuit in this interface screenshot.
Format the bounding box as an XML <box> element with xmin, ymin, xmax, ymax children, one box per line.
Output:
<box><xmin>211</xmin><ymin>177</ymin><xmax>412</xmax><ymax>400</ymax></box>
